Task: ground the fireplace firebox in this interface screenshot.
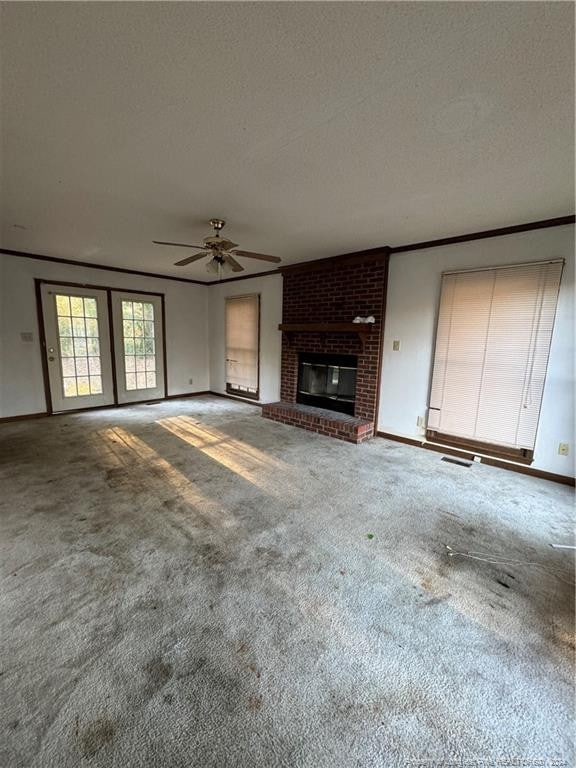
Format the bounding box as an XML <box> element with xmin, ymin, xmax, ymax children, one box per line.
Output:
<box><xmin>297</xmin><ymin>352</ymin><xmax>357</xmax><ymax>415</ymax></box>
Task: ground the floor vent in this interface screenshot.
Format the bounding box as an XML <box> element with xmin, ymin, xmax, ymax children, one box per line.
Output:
<box><xmin>441</xmin><ymin>456</ymin><xmax>473</xmax><ymax>467</ymax></box>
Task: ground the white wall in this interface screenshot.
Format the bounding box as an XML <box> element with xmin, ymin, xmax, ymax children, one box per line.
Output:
<box><xmin>208</xmin><ymin>274</ymin><xmax>283</xmax><ymax>404</ymax></box>
<box><xmin>378</xmin><ymin>225</ymin><xmax>575</xmax><ymax>477</ymax></box>
<box><xmin>0</xmin><ymin>253</ymin><xmax>209</xmax><ymax>417</ymax></box>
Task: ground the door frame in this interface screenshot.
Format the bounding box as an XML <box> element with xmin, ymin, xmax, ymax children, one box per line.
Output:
<box><xmin>35</xmin><ymin>279</ymin><xmax>168</xmax><ymax>414</ymax></box>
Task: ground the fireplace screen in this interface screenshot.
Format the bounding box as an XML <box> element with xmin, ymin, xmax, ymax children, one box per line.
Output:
<box><xmin>297</xmin><ymin>353</ymin><xmax>357</xmax><ymax>415</ymax></box>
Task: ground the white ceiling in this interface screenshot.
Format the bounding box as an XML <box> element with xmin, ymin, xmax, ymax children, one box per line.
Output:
<box><xmin>1</xmin><ymin>2</ymin><xmax>574</xmax><ymax>281</ymax></box>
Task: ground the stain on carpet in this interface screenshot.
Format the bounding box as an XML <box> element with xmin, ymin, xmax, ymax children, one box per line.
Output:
<box><xmin>197</xmin><ymin>542</ymin><xmax>232</xmax><ymax>566</ymax></box>
<box><xmin>421</xmin><ymin>594</ymin><xmax>452</xmax><ymax>607</ymax></box>
<box><xmin>79</xmin><ymin>718</ymin><xmax>116</xmax><ymax>758</ymax></box>
<box><xmin>143</xmin><ymin>658</ymin><xmax>174</xmax><ymax>697</ymax></box>
<box><xmin>248</xmin><ymin>694</ymin><xmax>263</xmax><ymax>712</ymax></box>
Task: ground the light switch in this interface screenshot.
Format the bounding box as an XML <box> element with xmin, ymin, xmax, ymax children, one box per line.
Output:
<box><xmin>392</xmin><ymin>340</ymin><xmax>400</xmax><ymax>351</ymax></box>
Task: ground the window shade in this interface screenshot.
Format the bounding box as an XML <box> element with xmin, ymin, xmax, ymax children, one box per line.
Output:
<box><xmin>428</xmin><ymin>260</ymin><xmax>563</xmax><ymax>450</ymax></box>
<box><xmin>225</xmin><ymin>295</ymin><xmax>259</xmax><ymax>393</ymax></box>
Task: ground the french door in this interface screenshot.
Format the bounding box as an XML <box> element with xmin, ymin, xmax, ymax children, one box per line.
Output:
<box><xmin>41</xmin><ymin>284</ymin><xmax>115</xmax><ymax>411</ymax></box>
<box><xmin>40</xmin><ymin>283</ymin><xmax>165</xmax><ymax>412</ymax></box>
<box><xmin>111</xmin><ymin>292</ymin><xmax>165</xmax><ymax>403</ymax></box>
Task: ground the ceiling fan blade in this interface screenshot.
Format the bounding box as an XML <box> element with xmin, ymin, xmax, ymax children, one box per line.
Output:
<box><xmin>153</xmin><ymin>240</ymin><xmax>208</xmax><ymax>250</ymax></box>
<box><xmin>173</xmin><ymin>252</ymin><xmax>210</xmax><ymax>267</ymax></box>
<box><xmin>232</xmin><ymin>249</ymin><xmax>281</xmax><ymax>263</ymax></box>
<box><xmin>224</xmin><ymin>254</ymin><xmax>244</xmax><ymax>272</ymax></box>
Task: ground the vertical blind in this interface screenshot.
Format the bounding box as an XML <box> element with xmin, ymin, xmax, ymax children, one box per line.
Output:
<box><xmin>225</xmin><ymin>294</ymin><xmax>259</xmax><ymax>393</ymax></box>
<box><xmin>428</xmin><ymin>260</ymin><xmax>563</xmax><ymax>450</ymax></box>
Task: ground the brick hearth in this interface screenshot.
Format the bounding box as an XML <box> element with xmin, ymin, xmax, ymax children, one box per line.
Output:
<box><xmin>262</xmin><ymin>250</ymin><xmax>389</xmax><ymax>442</ymax></box>
<box><xmin>262</xmin><ymin>402</ymin><xmax>374</xmax><ymax>444</ymax></box>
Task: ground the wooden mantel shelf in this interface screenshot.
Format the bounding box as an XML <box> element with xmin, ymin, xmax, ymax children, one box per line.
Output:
<box><xmin>278</xmin><ymin>323</ymin><xmax>373</xmax><ymax>334</ymax></box>
<box><xmin>278</xmin><ymin>322</ymin><xmax>373</xmax><ymax>348</ymax></box>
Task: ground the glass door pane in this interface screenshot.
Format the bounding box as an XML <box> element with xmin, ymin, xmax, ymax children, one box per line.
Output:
<box><xmin>41</xmin><ymin>285</ymin><xmax>114</xmax><ymax>412</ymax></box>
<box><xmin>56</xmin><ymin>294</ymin><xmax>103</xmax><ymax>397</ymax></box>
<box><xmin>121</xmin><ymin>299</ymin><xmax>157</xmax><ymax>392</ymax></box>
<box><xmin>111</xmin><ymin>292</ymin><xmax>165</xmax><ymax>403</ymax></box>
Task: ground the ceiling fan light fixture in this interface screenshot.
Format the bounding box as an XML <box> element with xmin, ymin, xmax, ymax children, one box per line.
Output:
<box><xmin>155</xmin><ymin>218</ymin><xmax>281</xmax><ymax>271</ymax></box>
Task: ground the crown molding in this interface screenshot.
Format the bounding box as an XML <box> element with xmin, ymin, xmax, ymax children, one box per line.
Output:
<box><xmin>0</xmin><ymin>248</ymin><xmax>208</xmax><ymax>285</ymax></box>
<box><xmin>204</xmin><ymin>268</ymin><xmax>279</xmax><ymax>285</ymax></box>
<box><xmin>2</xmin><ymin>215</ymin><xmax>573</xmax><ymax>287</ymax></box>
<box><xmin>389</xmin><ymin>215</ymin><xmax>575</xmax><ymax>254</ymax></box>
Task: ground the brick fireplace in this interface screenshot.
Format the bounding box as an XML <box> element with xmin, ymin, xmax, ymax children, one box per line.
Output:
<box><xmin>262</xmin><ymin>249</ymin><xmax>389</xmax><ymax>443</ymax></box>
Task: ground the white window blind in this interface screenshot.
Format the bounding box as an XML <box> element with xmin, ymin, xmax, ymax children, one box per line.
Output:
<box><xmin>428</xmin><ymin>260</ymin><xmax>563</xmax><ymax>450</ymax></box>
<box><xmin>225</xmin><ymin>295</ymin><xmax>259</xmax><ymax>394</ymax></box>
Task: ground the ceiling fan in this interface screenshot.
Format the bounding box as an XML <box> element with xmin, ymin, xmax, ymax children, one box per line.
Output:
<box><xmin>153</xmin><ymin>218</ymin><xmax>281</xmax><ymax>274</ymax></box>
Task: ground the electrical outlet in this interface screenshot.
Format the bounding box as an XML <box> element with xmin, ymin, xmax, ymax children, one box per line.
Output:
<box><xmin>392</xmin><ymin>340</ymin><xmax>400</xmax><ymax>351</ymax></box>
<box><xmin>558</xmin><ymin>443</ymin><xmax>569</xmax><ymax>456</ymax></box>
<box><xmin>416</xmin><ymin>415</ymin><xmax>426</xmax><ymax>428</ymax></box>
<box><xmin>189</xmin><ymin>377</ymin><xmax>194</xmax><ymax>385</ymax></box>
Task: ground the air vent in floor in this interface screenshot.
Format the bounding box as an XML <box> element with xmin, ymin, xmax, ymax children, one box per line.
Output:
<box><xmin>441</xmin><ymin>456</ymin><xmax>473</xmax><ymax>467</ymax></box>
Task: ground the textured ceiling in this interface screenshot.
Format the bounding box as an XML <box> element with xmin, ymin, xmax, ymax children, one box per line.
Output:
<box><xmin>1</xmin><ymin>2</ymin><xmax>574</xmax><ymax>280</ymax></box>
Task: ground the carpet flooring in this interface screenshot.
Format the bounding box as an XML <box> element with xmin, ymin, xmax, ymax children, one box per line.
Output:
<box><xmin>1</xmin><ymin>396</ymin><xmax>574</xmax><ymax>767</ymax></box>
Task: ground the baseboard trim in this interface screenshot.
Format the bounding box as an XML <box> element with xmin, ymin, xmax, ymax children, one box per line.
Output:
<box><xmin>165</xmin><ymin>391</ymin><xmax>211</xmax><ymax>400</ymax></box>
<box><xmin>376</xmin><ymin>431</ymin><xmax>421</xmax><ymax>446</ymax></box>
<box><xmin>0</xmin><ymin>411</ymin><xmax>49</xmax><ymax>424</ymax></box>
<box><xmin>376</xmin><ymin>431</ymin><xmax>575</xmax><ymax>486</ymax></box>
<box><xmin>208</xmin><ymin>391</ymin><xmax>264</xmax><ymax>407</ymax></box>
<box><xmin>480</xmin><ymin>457</ymin><xmax>575</xmax><ymax>487</ymax></box>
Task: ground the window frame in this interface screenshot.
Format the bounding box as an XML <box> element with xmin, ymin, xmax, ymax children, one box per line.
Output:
<box><xmin>225</xmin><ymin>293</ymin><xmax>261</xmax><ymax>401</ymax></box>
<box><xmin>424</xmin><ymin>260</ymin><xmax>563</xmax><ymax>464</ymax></box>
<box><xmin>425</xmin><ymin>430</ymin><xmax>534</xmax><ymax>464</ymax></box>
